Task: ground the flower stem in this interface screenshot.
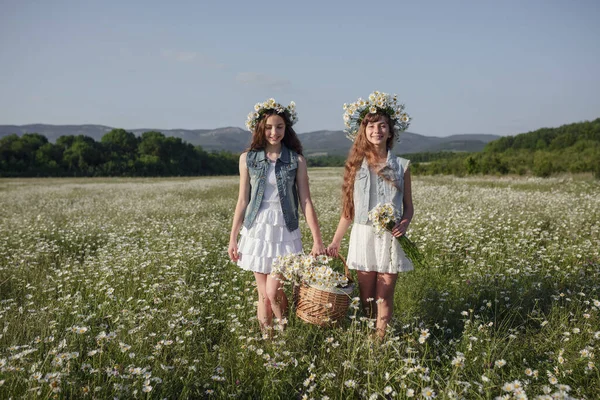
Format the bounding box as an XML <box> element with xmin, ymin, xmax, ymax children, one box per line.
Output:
<box><xmin>385</xmin><ymin>221</ymin><xmax>424</xmax><ymax>267</ymax></box>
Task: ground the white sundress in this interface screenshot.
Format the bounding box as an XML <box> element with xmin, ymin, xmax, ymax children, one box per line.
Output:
<box><xmin>346</xmin><ymin>168</ymin><xmax>414</xmax><ymax>274</ymax></box>
<box><xmin>237</xmin><ymin>160</ymin><xmax>303</xmax><ymax>274</ymax></box>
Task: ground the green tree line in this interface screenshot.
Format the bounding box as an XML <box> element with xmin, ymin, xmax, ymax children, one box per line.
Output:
<box><xmin>3</xmin><ymin>118</ymin><xmax>599</xmax><ymax>178</ymax></box>
<box><xmin>0</xmin><ymin>129</ymin><xmax>239</xmax><ymax>177</ymax></box>
<box><xmin>412</xmin><ymin>118</ymin><xmax>600</xmax><ymax>178</ymax></box>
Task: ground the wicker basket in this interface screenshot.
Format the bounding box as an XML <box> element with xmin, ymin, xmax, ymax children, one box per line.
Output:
<box><xmin>294</xmin><ymin>255</ymin><xmax>354</xmax><ymax>326</ymax></box>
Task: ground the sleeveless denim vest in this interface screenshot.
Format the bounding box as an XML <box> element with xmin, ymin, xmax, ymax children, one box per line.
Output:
<box><xmin>243</xmin><ymin>145</ymin><xmax>300</xmax><ymax>231</ymax></box>
<box><xmin>353</xmin><ymin>152</ymin><xmax>410</xmax><ymax>224</ymax></box>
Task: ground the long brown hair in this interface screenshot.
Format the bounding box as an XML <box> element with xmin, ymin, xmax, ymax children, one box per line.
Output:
<box><xmin>246</xmin><ymin>110</ymin><xmax>303</xmax><ymax>155</ymax></box>
<box><xmin>341</xmin><ymin>113</ymin><xmax>396</xmax><ymax>219</ymax></box>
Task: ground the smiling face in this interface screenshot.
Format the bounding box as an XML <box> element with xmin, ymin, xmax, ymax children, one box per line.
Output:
<box><xmin>263</xmin><ymin>114</ymin><xmax>286</xmax><ymax>146</ymax></box>
<box><xmin>364</xmin><ymin>116</ymin><xmax>390</xmax><ymax>147</ymax></box>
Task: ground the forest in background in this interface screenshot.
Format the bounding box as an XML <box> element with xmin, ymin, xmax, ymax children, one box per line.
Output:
<box><xmin>409</xmin><ymin>118</ymin><xmax>600</xmax><ymax>178</ymax></box>
<box><xmin>1</xmin><ymin>118</ymin><xmax>599</xmax><ymax>178</ymax></box>
<box><xmin>0</xmin><ymin>129</ymin><xmax>238</xmax><ymax>177</ymax></box>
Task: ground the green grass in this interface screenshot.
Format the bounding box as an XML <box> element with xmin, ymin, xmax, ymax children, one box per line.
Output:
<box><xmin>0</xmin><ymin>172</ymin><xmax>599</xmax><ymax>399</ymax></box>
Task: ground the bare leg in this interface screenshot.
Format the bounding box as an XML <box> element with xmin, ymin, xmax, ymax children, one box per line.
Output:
<box><xmin>374</xmin><ymin>273</ymin><xmax>398</xmax><ymax>338</ymax></box>
<box><xmin>254</xmin><ymin>272</ymin><xmax>273</xmax><ymax>331</ymax></box>
<box><xmin>357</xmin><ymin>271</ymin><xmax>378</xmax><ymax>319</ymax></box>
<box><xmin>265</xmin><ymin>274</ymin><xmax>288</xmax><ymax>323</ymax></box>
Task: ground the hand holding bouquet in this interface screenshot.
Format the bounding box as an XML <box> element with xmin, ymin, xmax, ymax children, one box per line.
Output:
<box><xmin>368</xmin><ymin>203</ymin><xmax>424</xmax><ymax>267</ymax></box>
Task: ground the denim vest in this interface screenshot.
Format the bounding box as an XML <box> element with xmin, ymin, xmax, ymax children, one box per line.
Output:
<box><xmin>353</xmin><ymin>152</ymin><xmax>410</xmax><ymax>224</ymax></box>
<box><xmin>243</xmin><ymin>145</ymin><xmax>300</xmax><ymax>231</ymax></box>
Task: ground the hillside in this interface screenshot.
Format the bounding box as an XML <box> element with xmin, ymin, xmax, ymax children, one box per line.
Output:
<box><xmin>299</xmin><ymin>130</ymin><xmax>499</xmax><ymax>156</ymax></box>
<box><xmin>484</xmin><ymin>118</ymin><xmax>600</xmax><ymax>153</ymax></box>
<box><xmin>413</xmin><ymin>118</ymin><xmax>600</xmax><ymax>177</ymax></box>
<box><xmin>0</xmin><ymin>124</ymin><xmax>500</xmax><ymax>155</ymax></box>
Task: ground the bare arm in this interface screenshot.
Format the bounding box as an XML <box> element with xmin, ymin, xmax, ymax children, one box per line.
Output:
<box><xmin>392</xmin><ymin>168</ymin><xmax>413</xmax><ymax>237</ymax></box>
<box><xmin>228</xmin><ymin>153</ymin><xmax>250</xmax><ymax>262</ymax></box>
<box><xmin>296</xmin><ymin>155</ymin><xmax>325</xmax><ymax>256</ymax></box>
<box><xmin>326</xmin><ymin>215</ymin><xmax>353</xmax><ymax>258</ymax></box>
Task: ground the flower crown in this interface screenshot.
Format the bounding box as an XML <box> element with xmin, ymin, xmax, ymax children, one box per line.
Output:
<box><xmin>245</xmin><ymin>98</ymin><xmax>298</xmax><ymax>132</ymax></box>
<box><xmin>342</xmin><ymin>91</ymin><xmax>410</xmax><ymax>141</ymax></box>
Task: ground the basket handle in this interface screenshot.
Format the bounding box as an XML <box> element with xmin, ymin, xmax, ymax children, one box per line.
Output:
<box><xmin>336</xmin><ymin>254</ymin><xmax>352</xmax><ymax>281</ymax></box>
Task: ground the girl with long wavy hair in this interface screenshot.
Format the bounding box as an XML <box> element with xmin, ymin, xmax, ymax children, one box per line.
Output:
<box><xmin>228</xmin><ymin>99</ymin><xmax>325</xmax><ymax>334</ymax></box>
<box><xmin>327</xmin><ymin>91</ymin><xmax>414</xmax><ymax>338</ymax></box>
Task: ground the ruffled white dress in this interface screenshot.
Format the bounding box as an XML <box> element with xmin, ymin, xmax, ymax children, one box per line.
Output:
<box><xmin>346</xmin><ymin>168</ymin><xmax>414</xmax><ymax>274</ymax></box>
<box><xmin>237</xmin><ymin>160</ymin><xmax>303</xmax><ymax>274</ymax></box>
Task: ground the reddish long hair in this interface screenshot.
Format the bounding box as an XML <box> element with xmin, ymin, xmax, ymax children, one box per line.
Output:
<box><xmin>246</xmin><ymin>110</ymin><xmax>303</xmax><ymax>155</ymax></box>
<box><xmin>341</xmin><ymin>113</ymin><xmax>396</xmax><ymax>219</ymax></box>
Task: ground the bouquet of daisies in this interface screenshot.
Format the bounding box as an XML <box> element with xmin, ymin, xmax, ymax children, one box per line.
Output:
<box><xmin>368</xmin><ymin>203</ymin><xmax>424</xmax><ymax>267</ymax></box>
<box><xmin>271</xmin><ymin>253</ymin><xmax>352</xmax><ymax>294</ymax></box>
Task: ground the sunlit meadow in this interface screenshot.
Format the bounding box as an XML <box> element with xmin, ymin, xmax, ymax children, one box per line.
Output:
<box><xmin>1</xmin><ymin>171</ymin><xmax>599</xmax><ymax>399</ymax></box>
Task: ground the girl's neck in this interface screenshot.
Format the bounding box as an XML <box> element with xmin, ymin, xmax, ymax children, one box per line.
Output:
<box><xmin>265</xmin><ymin>143</ymin><xmax>282</xmax><ymax>161</ymax></box>
<box><xmin>374</xmin><ymin>146</ymin><xmax>387</xmax><ymax>163</ymax></box>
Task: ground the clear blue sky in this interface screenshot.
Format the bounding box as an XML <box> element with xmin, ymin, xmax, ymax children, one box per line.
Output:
<box><xmin>1</xmin><ymin>0</ymin><xmax>599</xmax><ymax>137</ymax></box>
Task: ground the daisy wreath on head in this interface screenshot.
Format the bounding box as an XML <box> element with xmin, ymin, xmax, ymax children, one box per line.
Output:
<box><xmin>245</xmin><ymin>98</ymin><xmax>298</xmax><ymax>132</ymax></box>
<box><xmin>342</xmin><ymin>90</ymin><xmax>410</xmax><ymax>141</ymax></box>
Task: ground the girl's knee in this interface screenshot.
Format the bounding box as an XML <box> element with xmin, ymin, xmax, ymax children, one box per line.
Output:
<box><xmin>266</xmin><ymin>289</ymin><xmax>282</xmax><ymax>304</ymax></box>
<box><xmin>258</xmin><ymin>293</ymin><xmax>272</xmax><ymax>307</ymax></box>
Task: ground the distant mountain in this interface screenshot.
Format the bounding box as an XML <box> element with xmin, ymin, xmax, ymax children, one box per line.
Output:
<box><xmin>0</xmin><ymin>124</ymin><xmax>500</xmax><ymax>155</ymax></box>
<box><xmin>0</xmin><ymin>124</ymin><xmax>116</xmax><ymax>143</ymax></box>
<box><xmin>299</xmin><ymin>130</ymin><xmax>500</xmax><ymax>156</ymax></box>
<box><xmin>130</xmin><ymin>126</ymin><xmax>251</xmax><ymax>153</ymax></box>
<box><xmin>0</xmin><ymin>124</ymin><xmax>249</xmax><ymax>153</ymax></box>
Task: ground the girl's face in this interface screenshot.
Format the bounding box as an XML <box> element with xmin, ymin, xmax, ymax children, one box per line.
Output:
<box><xmin>365</xmin><ymin>116</ymin><xmax>390</xmax><ymax>147</ymax></box>
<box><xmin>264</xmin><ymin>114</ymin><xmax>286</xmax><ymax>146</ymax></box>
